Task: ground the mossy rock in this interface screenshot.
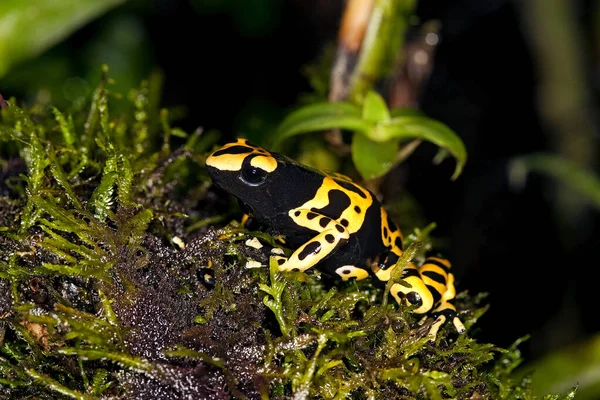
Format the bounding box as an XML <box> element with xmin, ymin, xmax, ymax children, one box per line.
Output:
<box><xmin>0</xmin><ymin>70</ymin><xmax>575</xmax><ymax>399</ymax></box>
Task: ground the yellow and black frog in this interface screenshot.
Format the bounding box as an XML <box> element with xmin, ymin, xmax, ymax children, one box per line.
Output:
<box><xmin>206</xmin><ymin>138</ymin><xmax>465</xmax><ymax>340</ymax></box>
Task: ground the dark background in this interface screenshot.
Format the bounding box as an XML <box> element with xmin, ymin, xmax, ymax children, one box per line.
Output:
<box><xmin>1</xmin><ymin>0</ymin><xmax>599</xmax><ymax>362</ymax></box>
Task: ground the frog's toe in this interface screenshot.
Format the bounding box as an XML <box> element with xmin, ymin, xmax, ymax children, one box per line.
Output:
<box><xmin>334</xmin><ymin>265</ymin><xmax>370</xmax><ymax>281</ymax></box>
<box><xmin>273</xmin><ymin>255</ymin><xmax>303</xmax><ymax>272</ymax></box>
<box><xmin>426</xmin><ymin>310</ymin><xmax>466</xmax><ymax>342</ymax></box>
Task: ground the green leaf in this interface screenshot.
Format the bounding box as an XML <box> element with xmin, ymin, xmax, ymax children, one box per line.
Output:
<box><xmin>508</xmin><ymin>154</ymin><xmax>600</xmax><ymax>210</ymax></box>
<box><xmin>89</xmin><ymin>171</ymin><xmax>117</xmax><ymax>221</ymax></box>
<box><xmin>57</xmin><ymin>348</ymin><xmax>153</xmax><ymax>373</ymax></box>
<box><xmin>362</xmin><ymin>91</ymin><xmax>390</xmax><ymax>123</ymax></box>
<box><xmin>0</xmin><ymin>0</ymin><xmax>125</xmax><ymax>77</ymax></box>
<box><xmin>24</xmin><ymin>368</ymin><xmax>95</xmax><ymax>400</ymax></box>
<box><xmin>370</xmin><ymin>116</ymin><xmax>466</xmax><ymax>180</ymax></box>
<box><xmin>390</xmin><ymin>107</ymin><xmax>425</xmax><ymax>118</ymax></box>
<box><xmin>89</xmin><ymin>149</ymin><xmax>118</xmax><ymax>221</ymax></box>
<box><xmin>121</xmin><ymin>209</ymin><xmax>153</xmax><ymax>246</ymax></box>
<box><xmin>351</xmin><ymin>133</ymin><xmax>397</xmax><ymax>180</ymax></box>
<box><xmin>51</xmin><ymin>107</ymin><xmax>77</xmax><ymax>148</ymax></box>
<box><xmin>273</xmin><ymin>102</ymin><xmax>370</xmax><ymax>145</ymax></box>
<box><xmin>49</xmin><ymin>163</ymin><xmax>83</xmax><ymax>210</ymax></box>
<box><xmin>115</xmin><ymin>154</ymin><xmax>134</xmax><ymax>206</ymax></box>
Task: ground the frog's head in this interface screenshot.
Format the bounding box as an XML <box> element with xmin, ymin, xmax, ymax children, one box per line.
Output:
<box><xmin>206</xmin><ymin>139</ymin><xmax>282</xmax><ymax>217</ymax></box>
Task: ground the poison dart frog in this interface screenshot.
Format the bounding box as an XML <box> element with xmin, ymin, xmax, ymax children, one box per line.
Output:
<box><xmin>206</xmin><ymin>138</ymin><xmax>466</xmax><ymax>340</ymax></box>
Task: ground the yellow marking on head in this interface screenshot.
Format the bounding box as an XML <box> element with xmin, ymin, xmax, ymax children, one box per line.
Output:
<box><xmin>250</xmin><ymin>155</ymin><xmax>277</xmax><ymax>172</ymax></box>
<box><xmin>327</xmin><ymin>171</ymin><xmax>353</xmax><ymax>182</ymax></box>
<box><xmin>206</xmin><ymin>139</ymin><xmax>278</xmax><ymax>172</ymax></box>
<box><xmin>292</xmin><ymin>177</ymin><xmax>372</xmax><ymax>234</ymax></box>
<box><xmin>206</xmin><ymin>153</ymin><xmax>244</xmax><ymax>170</ymax></box>
<box><xmin>335</xmin><ymin>265</ymin><xmax>370</xmax><ymax>281</ymax></box>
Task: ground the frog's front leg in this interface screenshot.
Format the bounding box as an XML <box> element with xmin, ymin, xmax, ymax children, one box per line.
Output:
<box><xmin>274</xmin><ymin>209</ymin><xmax>350</xmax><ymax>273</ymax></box>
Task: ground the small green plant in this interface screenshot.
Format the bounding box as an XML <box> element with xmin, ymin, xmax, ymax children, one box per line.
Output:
<box><xmin>274</xmin><ymin>90</ymin><xmax>466</xmax><ymax>181</ymax></box>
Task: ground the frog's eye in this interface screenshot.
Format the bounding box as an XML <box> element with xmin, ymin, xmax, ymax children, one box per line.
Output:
<box><xmin>240</xmin><ymin>165</ymin><xmax>267</xmax><ymax>186</ymax></box>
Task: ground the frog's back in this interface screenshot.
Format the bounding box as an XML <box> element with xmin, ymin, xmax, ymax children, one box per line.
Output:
<box><xmin>205</xmin><ymin>138</ymin><xmax>402</xmax><ymax>271</ymax></box>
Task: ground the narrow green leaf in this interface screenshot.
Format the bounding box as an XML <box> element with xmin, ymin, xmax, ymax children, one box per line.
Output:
<box><xmin>52</xmin><ymin>107</ymin><xmax>77</xmax><ymax>147</ymax></box>
<box><xmin>390</xmin><ymin>108</ymin><xmax>424</xmax><ymax>118</ymax></box>
<box><xmin>50</xmin><ymin>163</ymin><xmax>83</xmax><ymax>210</ymax></box>
<box><xmin>275</xmin><ymin>115</ymin><xmax>372</xmax><ymax>146</ymax></box>
<box><xmin>89</xmin><ymin>171</ymin><xmax>117</xmax><ymax>221</ymax></box>
<box><xmin>90</xmin><ymin>369</ymin><xmax>112</xmax><ymax>396</ymax></box>
<box><xmin>116</xmin><ymin>154</ymin><xmax>134</xmax><ymax>206</ymax></box>
<box><xmin>0</xmin><ymin>0</ymin><xmax>125</xmax><ymax>77</ymax></box>
<box><xmin>88</xmin><ymin>148</ymin><xmax>118</xmax><ymax>221</ymax></box>
<box><xmin>121</xmin><ymin>209</ymin><xmax>153</xmax><ymax>246</ymax></box>
<box><xmin>383</xmin><ymin>241</ymin><xmax>422</xmax><ymax>308</ymax></box>
<box><xmin>24</xmin><ymin>368</ymin><xmax>94</xmax><ymax>400</ymax></box>
<box><xmin>362</xmin><ymin>91</ymin><xmax>390</xmax><ymax>123</ymax></box>
<box><xmin>58</xmin><ymin>348</ymin><xmax>153</xmax><ymax>373</ymax></box>
<box><xmin>351</xmin><ymin>133</ymin><xmax>397</xmax><ymax>180</ymax></box>
<box><xmin>40</xmin><ymin>262</ymin><xmax>98</xmax><ymax>278</ymax></box>
<box><xmin>372</xmin><ymin>116</ymin><xmax>466</xmax><ymax>180</ymax></box>
<box><xmin>33</xmin><ymin>197</ymin><xmax>88</xmax><ymax>233</ymax></box>
<box><xmin>274</xmin><ymin>102</ymin><xmax>369</xmax><ymax>145</ymax></box>
<box><xmin>277</xmin><ymin>102</ymin><xmax>360</xmax><ymax>132</ymax></box>
<box><xmin>165</xmin><ymin>345</ymin><xmax>225</xmax><ymax>368</ymax></box>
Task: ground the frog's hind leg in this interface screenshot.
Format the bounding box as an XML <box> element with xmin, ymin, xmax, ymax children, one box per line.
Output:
<box><xmin>419</xmin><ymin>257</ymin><xmax>466</xmax><ymax>340</ymax></box>
<box><xmin>371</xmin><ymin>250</ymin><xmax>436</xmax><ymax>315</ymax></box>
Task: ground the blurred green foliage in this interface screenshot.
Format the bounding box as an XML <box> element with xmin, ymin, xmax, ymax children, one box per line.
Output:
<box><xmin>0</xmin><ymin>0</ymin><xmax>124</xmax><ymax>78</ymax></box>
<box><xmin>509</xmin><ymin>154</ymin><xmax>600</xmax><ymax>210</ymax></box>
<box><xmin>519</xmin><ymin>333</ymin><xmax>600</xmax><ymax>399</ymax></box>
<box><xmin>190</xmin><ymin>0</ymin><xmax>280</xmax><ymax>36</ymax></box>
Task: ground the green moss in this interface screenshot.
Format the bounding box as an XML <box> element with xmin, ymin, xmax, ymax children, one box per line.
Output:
<box><xmin>0</xmin><ymin>69</ymin><xmax>576</xmax><ymax>399</ymax></box>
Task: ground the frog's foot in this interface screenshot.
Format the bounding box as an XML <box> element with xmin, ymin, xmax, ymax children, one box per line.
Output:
<box><xmin>426</xmin><ymin>307</ymin><xmax>466</xmax><ymax>342</ymax></box>
<box><xmin>199</xmin><ymin>260</ymin><xmax>216</xmax><ymax>286</ymax></box>
<box><xmin>272</xmin><ymin>255</ymin><xmax>296</xmax><ymax>271</ymax></box>
<box><xmin>334</xmin><ymin>265</ymin><xmax>370</xmax><ymax>281</ymax></box>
